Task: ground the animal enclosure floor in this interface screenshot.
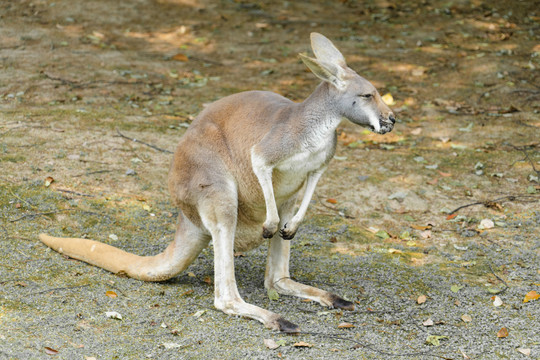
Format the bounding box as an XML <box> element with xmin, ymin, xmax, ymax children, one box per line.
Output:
<box><xmin>1</xmin><ymin>0</ymin><xmax>539</xmax><ymax>359</ymax></box>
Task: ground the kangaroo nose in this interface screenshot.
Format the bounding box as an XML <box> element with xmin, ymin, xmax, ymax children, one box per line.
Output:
<box><xmin>388</xmin><ymin>113</ymin><xmax>396</xmax><ymax>124</ymax></box>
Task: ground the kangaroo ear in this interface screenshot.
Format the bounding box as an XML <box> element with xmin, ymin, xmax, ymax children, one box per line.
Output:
<box><xmin>310</xmin><ymin>32</ymin><xmax>346</xmax><ymax>67</ymax></box>
<box><xmin>299</xmin><ymin>53</ymin><xmax>346</xmax><ymax>90</ymax></box>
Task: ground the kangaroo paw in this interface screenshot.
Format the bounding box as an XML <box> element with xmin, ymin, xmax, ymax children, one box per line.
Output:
<box><xmin>279</xmin><ymin>224</ymin><xmax>297</xmax><ymax>240</ymax></box>
<box><xmin>262</xmin><ymin>222</ymin><xmax>279</xmax><ymax>239</ymax></box>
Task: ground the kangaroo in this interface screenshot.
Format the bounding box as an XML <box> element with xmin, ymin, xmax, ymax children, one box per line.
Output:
<box><xmin>39</xmin><ymin>33</ymin><xmax>395</xmax><ymax>332</ymax></box>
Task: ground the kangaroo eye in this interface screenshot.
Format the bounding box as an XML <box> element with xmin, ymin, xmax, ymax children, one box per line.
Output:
<box><xmin>360</xmin><ymin>94</ymin><xmax>373</xmax><ymax>99</ymax></box>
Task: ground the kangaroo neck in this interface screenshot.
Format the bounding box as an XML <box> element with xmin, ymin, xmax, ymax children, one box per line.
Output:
<box><xmin>294</xmin><ymin>82</ymin><xmax>342</xmax><ymax>147</ymax></box>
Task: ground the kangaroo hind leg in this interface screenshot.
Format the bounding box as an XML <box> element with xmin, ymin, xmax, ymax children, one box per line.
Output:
<box><xmin>198</xmin><ymin>181</ymin><xmax>299</xmax><ymax>332</ymax></box>
<box><xmin>265</xmin><ymin>197</ymin><xmax>354</xmax><ymax>310</ymax></box>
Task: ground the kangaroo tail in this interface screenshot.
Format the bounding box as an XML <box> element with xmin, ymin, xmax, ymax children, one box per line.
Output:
<box><xmin>39</xmin><ymin>233</ymin><xmax>184</xmax><ymax>281</ymax></box>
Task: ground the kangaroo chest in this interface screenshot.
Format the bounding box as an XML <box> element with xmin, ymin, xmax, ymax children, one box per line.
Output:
<box><xmin>273</xmin><ymin>138</ymin><xmax>334</xmax><ymax>199</ymax></box>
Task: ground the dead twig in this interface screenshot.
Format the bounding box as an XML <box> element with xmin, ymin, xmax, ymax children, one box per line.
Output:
<box><xmin>56</xmin><ymin>189</ymin><xmax>95</xmax><ymax>197</ymax></box>
<box><xmin>72</xmin><ymin>170</ymin><xmax>112</xmax><ymax>178</ymax></box>
<box><xmin>487</xmin><ymin>262</ymin><xmax>509</xmax><ymax>295</ymax></box>
<box><xmin>449</xmin><ymin>195</ymin><xmax>538</xmax><ymax>215</ymax></box>
<box><xmin>30</xmin><ymin>284</ymin><xmax>90</xmax><ymax>296</ymax></box>
<box><xmin>10</xmin><ymin>209</ymin><xmax>105</xmax><ymax>222</ymax></box>
<box><xmin>506</xmin><ymin>143</ymin><xmax>540</xmax><ymax>179</ymax></box>
<box><xmin>315</xmin><ymin>193</ymin><xmax>356</xmax><ymax>219</ymax></box>
<box><xmin>10</xmin><ymin>209</ymin><xmax>76</xmax><ymax>222</ymax></box>
<box><xmin>42</xmin><ymin>72</ymin><xmax>146</xmax><ymax>89</ymax></box>
<box><xmin>116</xmin><ymin>129</ymin><xmax>173</xmax><ymax>154</ymax></box>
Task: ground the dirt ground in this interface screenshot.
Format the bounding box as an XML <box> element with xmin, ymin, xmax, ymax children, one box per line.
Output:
<box><xmin>1</xmin><ymin>0</ymin><xmax>539</xmax><ymax>359</ymax></box>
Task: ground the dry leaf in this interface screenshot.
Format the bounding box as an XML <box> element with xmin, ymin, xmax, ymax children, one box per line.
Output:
<box><xmin>497</xmin><ymin>327</ymin><xmax>509</xmax><ymax>338</ymax></box>
<box><xmin>105</xmin><ymin>290</ymin><xmax>117</xmax><ymax>298</ymax></box>
<box><xmin>422</xmin><ymin>318</ymin><xmax>434</xmax><ymax>327</ymax></box>
<box><xmin>388</xmin><ymin>248</ymin><xmax>403</xmax><ymax>254</ymax></box>
<box><xmin>203</xmin><ymin>276</ymin><xmax>212</xmax><ymax>285</ymax></box>
<box><xmin>417</xmin><ymin>295</ymin><xmax>427</xmax><ymax>304</ymax></box>
<box><xmin>172</xmin><ymin>53</ymin><xmax>189</xmax><ymax>62</ymax></box>
<box><xmin>293</xmin><ymin>341</ymin><xmax>313</xmax><ymax>348</ymax></box>
<box><xmin>44</xmin><ymin>347</ymin><xmax>59</xmax><ymax>355</ymax></box>
<box><xmin>105</xmin><ymin>311</ymin><xmax>122</xmax><ymax>320</ymax></box>
<box><xmin>381</xmin><ymin>93</ymin><xmax>395</xmax><ymax>106</ymax></box>
<box><xmin>264</xmin><ymin>339</ymin><xmax>280</xmax><ymax>350</ymax></box>
<box><xmin>438</xmin><ymin>171</ymin><xmax>452</xmax><ymax>177</ymax></box>
<box><xmin>461</xmin><ymin>314</ymin><xmax>472</xmax><ymax>323</ymax></box>
<box><xmin>337</xmin><ymin>322</ymin><xmax>354</xmax><ymax>329</ymax></box>
<box><xmin>523</xmin><ymin>290</ymin><xmax>539</xmax><ymax>303</ymax></box>
<box><xmin>326</xmin><ymin>198</ymin><xmax>338</xmax><ymax>204</ymax></box>
<box><xmin>446</xmin><ymin>213</ymin><xmax>457</xmax><ymax>220</ymax></box>
<box><xmin>479</xmin><ymin>219</ymin><xmax>494</xmax><ymax>229</ymax></box>
<box><xmin>44</xmin><ymin>176</ymin><xmax>55</xmax><ymax>187</ymax></box>
<box><xmin>516</xmin><ymin>348</ymin><xmax>531</xmax><ymax>356</ymax></box>
<box><xmin>410</xmin><ymin>128</ymin><xmax>422</xmax><ymax>135</ymax></box>
<box><xmin>411</xmin><ymin>224</ymin><xmax>432</xmax><ymax>231</ymax></box>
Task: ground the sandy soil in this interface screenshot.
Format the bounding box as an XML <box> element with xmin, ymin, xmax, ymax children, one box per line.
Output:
<box><xmin>1</xmin><ymin>0</ymin><xmax>539</xmax><ymax>359</ymax></box>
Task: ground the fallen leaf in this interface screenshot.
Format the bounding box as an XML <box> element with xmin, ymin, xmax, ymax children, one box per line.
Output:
<box><xmin>497</xmin><ymin>327</ymin><xmax>509</xmax><ymax>338</ymax></box>
<box><xmin>446</xmin><ymin>213</ymin><xmax>457</xmax><ymax>220</ymax></box>
<box><xmin>105</xmin><ymin>311</ymin><xmax>122</xmax><ymax>320</ymax></box>
<box><xmin>375</xmin><ymin>230</ymin><xmax>390</xmax><ymax>239</ymax></box>
<box><xmin>264</xmin><ymin>339</ymin><xmax>280</xmax><ymax>350</ymax></box>
<box><xmin>172</xmin><ymin>53</ymin><xmax>189</xmax><ymax>62</ymax></box>
<box><xmin>478</xmin><ymin>219</ymin><xmax>494</xmax><ymax>230</ymax></box>
<box><xmin>388</xmin><ymin>248</ymin><xmax>403</xmax><ymax>254</ymax></box>
<box><xmin>425</xmin><ymin>335</ymin><xmax>447</xmax><ymax>346</ymax></box>
<box><xmin>203</xmin><ymin>276</ymin><xmax>212</xmax><ymax>285</ymax></box>
<box><xmin>192</xmin><ymin>310</ymin><xmax>206</xmax><ymax>318</ymax></box>
<box><xmin>417</xmin><ymin>295</ymin><xmax>427</xmax><ymax>304</ymax></box>
<box><xmin>267</xmin><ymin>288</ymin><xmax>280</xmax><ymax>301</ymax></box>
<box><xmin>337</xmin><ymin>322</ymin><xmax>355</xmax><ymax>329</ymax></box>
<box><xmin>410</xmin><ymin>128</ymin><xmax>422</xmax><ymax>135</ymax></box>
<box><xmin>516</xmin><ymin>348</ymin><xmax>531</xmax><ymax>356</ymax></box>
<box><xmin>108</xmin><ymin>234</ymin><xmax>118</xmax><ymax>241</ymax></box>
<box><xmin>461</xmin><ymin>314</ymin><xmax>472</xmax><ymax>323</ymax></box>
<box><xmin>293</xmin><ymin>341</ymin><xmax>313</xmax><ymax>348</ymax></box>
<box><xmin>326</xmin><ymin>198</ymin><xmax>338</xmax><ymax>204</ymax></box>
<box><xmin>460</xmin><ymin>348</ymin><xmax>471</xmax><ymax>359</ymax></box>
<box><xmin>492</xmin><ymin>296</ymin><xmax>503</xmax><ymax>307</ymax></box>
<box><xmin>422</xmin><ymin>318</ymin><xmax>434</xmax><ymax>327</ymax></box>
<box><xmin>44</xmin><ymin>347</ymin><xmax>59</xmax><ymax>355</ymax></box>
<box><xmin>105</xmin><ymin>290</ymin><xmax>117</xmax><ymax>298</ymax></box>
<box><xmin>411</xmin><ymin>224</ymin><xmax>432</xmax><ymax>231</ymax></box>
<box><xmin>524</xmin><ymin>290</ymin><xmax>539</xmax><ymax>303</ymax></box>
<box><xmin>381</xmin><ymin>93</ymin><xmax>395</xmax><ymax>106</ymax></box>
<box><xmin>438</xmin><ymin>171</ymin><xmax>452</xmax><ymax>177</ymax></box>
<box><xmin>44</xmin><ymin>176</ymin><xmax>55</xmax><ymax>187</ymax></box>
<box><xmin>451</xmin><ymin>284</ymin><xmax>464</xmax><ymax>293</ymax></box>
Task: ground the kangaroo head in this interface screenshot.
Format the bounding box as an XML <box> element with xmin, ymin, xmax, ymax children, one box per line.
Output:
<box><xmin>300</xmin><ymin>33</ymin><xmax>395</xmax><ymax>134</ymax></box>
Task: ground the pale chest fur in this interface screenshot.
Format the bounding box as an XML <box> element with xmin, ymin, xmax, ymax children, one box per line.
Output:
<box><xmin>273</xmin><ymin>135</ymin><xmax>335</xmax><ymax>200</ymax></box>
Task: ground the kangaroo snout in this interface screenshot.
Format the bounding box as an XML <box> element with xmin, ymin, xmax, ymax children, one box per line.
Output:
<box><xmin>376</xmin><ymin>112</ymin><xmax>395</xmax><ymax>134</ymax></box>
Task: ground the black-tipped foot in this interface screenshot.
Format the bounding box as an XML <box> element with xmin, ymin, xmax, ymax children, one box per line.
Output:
<box><xmin>329</xmin><ymin>294</ymin><xmax>355</xmax><ymax>311</ymax></box>
<box><xmin>277</xmin><ymin>317</ymin><xmax>300</xmax><ymax>333</ymax></box>
<box><xmin>262</xmin><ymin>227</ymin><xmax>276</xmax><ymax>239</ymax></box>
<box><xmin>279</xmin><ymin>226</ymin><xmax>296</xmax><ymax>240</ymax></box>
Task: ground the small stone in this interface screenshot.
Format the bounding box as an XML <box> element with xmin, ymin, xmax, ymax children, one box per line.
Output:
<box><xmin>125</xmin><ymin>169</ymin><xmax>136</xmax><ymax>176</ymax></box>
